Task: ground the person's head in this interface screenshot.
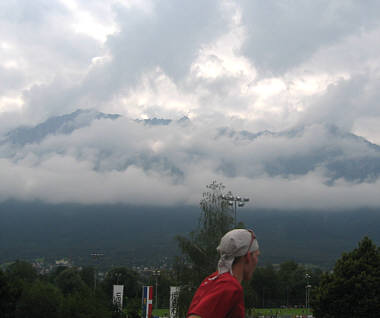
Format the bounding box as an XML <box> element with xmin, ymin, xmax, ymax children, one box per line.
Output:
<box><xmin>217</xmin><ymin>229</ymin><xmax>260</xmax><ymax>281</ymax></box>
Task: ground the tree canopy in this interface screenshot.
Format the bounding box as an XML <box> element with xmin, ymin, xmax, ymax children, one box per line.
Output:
<box><xmin>174</xmin><ymin>181</ymin><xmax>235</xmax><ymax>316</ymax></box>
<box><xmin>312</xmin><ymin>236</ymin><xmax>380</xmax><ymax>318</ymax></box>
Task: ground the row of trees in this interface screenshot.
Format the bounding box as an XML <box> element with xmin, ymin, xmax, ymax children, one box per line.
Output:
<box><xmin>0</xmin><ymin>257</ymin><xmax>325</xmax><ymax>317</ymax></box>
<box><xmin>0</xmin><ymin>261</ymin><xmax>107</xmax><ymax>318</ymax></box>
<box><xmin>0</xmin><ymin>260</ymin><xmax>152</xmax><ymax>318</ymax></box>
<box><xmin>246</xmin><ymin>261</ymin><xmax>322</xmax><ymax>309</ymax></box>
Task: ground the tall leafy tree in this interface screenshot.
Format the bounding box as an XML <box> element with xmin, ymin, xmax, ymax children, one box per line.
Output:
<box><xmin>2</xmin><ymin>260</ymin><xmax>39</xmax><ymax>318</ymax></box>
<box><xmin>79</xmin><ymin>266</ymin><xmax>96</xmax><ymax>289</ymax></box>
<box><xmin>55</xmin><ymin>267</ymin><xmax>87</xmax><ymax>296</ymax></box>
<box><xmin>15</xmin><ymin>281</ymin><xmax>63</xmax><ymax>318</ymax></box>
<box><xmin>6</xmin><ymin>260</ymin><xmax>38</xmax><ymax>284</ymax></box>
<box><xmin>312</xmin><ymin>236</ymin><xmax>380</xmax><ymax>318</ymax></box>
<box><xmin>0</xmin><ymin>269</ymin><xmax>17</xmax><ymax>318</ymax></box>
<box><xmin>174</xmin><ymin>181</ymin><xmax>234</xmax><ymax>316</ymax></box>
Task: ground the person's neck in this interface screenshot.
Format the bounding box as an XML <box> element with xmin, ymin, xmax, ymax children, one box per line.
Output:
<box><xmin>231</xmin><ymin>262</ymin><xmax>244</xmax><ymax>284</ymax></box>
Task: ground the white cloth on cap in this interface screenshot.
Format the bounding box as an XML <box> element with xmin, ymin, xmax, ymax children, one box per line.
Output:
<box><xmin>216</xmin><ymin>229</ymin><xmax>259</xmax><ymax>274</ymax></box>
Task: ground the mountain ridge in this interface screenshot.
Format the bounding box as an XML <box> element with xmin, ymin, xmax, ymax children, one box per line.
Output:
<box><xmin>1</xmin><ymin>109</ymin><xmax>380</xmax><ymax>202</ymax></box>
<box><xmin>1</xmin><ymin>200</ymin><xmax>379</xmax><ymax>269</ymax></box>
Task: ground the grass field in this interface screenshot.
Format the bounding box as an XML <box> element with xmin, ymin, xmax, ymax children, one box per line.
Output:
<box><xmin>151</xmin><ymin>308</ymin><xmax>169</xmax><ymax>317</ymax></box>
<box><xmin>151</xmin><ymin>308</ymin><xmax>313</xmax><ymax>317</ymax></box>
<box><xmin>252</xmin><ymin>307</ymin><xmax>312</xmax><ymax>316</ymax></box>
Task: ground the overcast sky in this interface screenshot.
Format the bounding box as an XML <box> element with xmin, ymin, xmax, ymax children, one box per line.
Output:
<box><xmin>1</xmin><ymin>0</ymin><xmax>380</xmax><ymax>209</ymax></box>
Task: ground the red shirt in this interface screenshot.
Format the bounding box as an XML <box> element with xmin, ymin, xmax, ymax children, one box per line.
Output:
<box><xmin>187</xmin><ymin>272</ymin><xmax>244</xmax><ymax>318</ymax></box>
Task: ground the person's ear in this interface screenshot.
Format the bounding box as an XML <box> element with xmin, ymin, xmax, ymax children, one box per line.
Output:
<box><xmin>244</xmin><ymin>253</ymin><xmax>250</xmax><ymax>263</ymax></box>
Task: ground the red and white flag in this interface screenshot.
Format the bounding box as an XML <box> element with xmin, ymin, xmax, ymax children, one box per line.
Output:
<box><xmin>142</xmin><ymin>285</ymin><xmax>153</xmax><ymax>318</ymax></box>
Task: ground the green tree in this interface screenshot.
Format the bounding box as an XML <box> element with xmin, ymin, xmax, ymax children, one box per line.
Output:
<box><xmin>61</xmin><ymin>291</ymin><xmax>111</xmax><ymax>318</ymax></box>
<box><xmin>249</xmin><ymin>264</ymin><xmax>281</xmax><ymax>308</ymax></box>
<box><xmin>174</xmin><ymin>181</ymin><xmax>235</xmax><ymax>316</ymax></box>
<box><xmin>0</xmin><ymin>268</ymin><xmax>17</xmax><ymax>318</ymax></box>
<box><xmin>312</xmin><ymin>236</ymin><xmax>380</xmax><ymax>318</ymax></box>
<box><xmin>55</xmin><ymin>267</ymin><xmax>87</xmax><ymax>296</ymax></box>
<box><xmin>15</xmin><ymin>280</ymin><xmax>63</xmax><ymax>318</ymax></box>
<box><xmin>6</xmin><ymin>260</ymin><xmax>38</xmax><ymax>284</ymax></box>
<box><xmin>2</xmin><ymin>260</ymin><xmax>39</xmax><ymax>318</ymax></box>
<box><xmin>125</xmin><ymin>298</ymin><xmax>140</xmax><ymax>318</ymax></box>
<box><xmin>79</xmin><ymin>266</ymin><xmax>96</xmax><ymax>289</ymax></box>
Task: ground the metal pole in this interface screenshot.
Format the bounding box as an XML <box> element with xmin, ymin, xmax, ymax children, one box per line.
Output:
<box><xmin>152</xmin><ymin>270</ymin><xmax>160</xmax><ymax>309</ymax></box>
<box><xmin>155</xmin><ymin>276</ymin><xmax>158</xmax><ymax>309</ymax></box>
<box><xmin>94</xmin><ymin>268</ymin><xmax>97</xmax><ymax>292</ymax></box>
<box><xmin>305</xmin><ymin>273</ymin><xmax>311</xmax><ymax>316</ymax></box>
<box><xmin>91</xmin><ymin>253</ymin><xmax>104</xmax><ymax>293</ymax></box>
<box><xmin>234</xmin><ymin>200</ymin><xmax>237</xmax><ymax>227</ymax></box>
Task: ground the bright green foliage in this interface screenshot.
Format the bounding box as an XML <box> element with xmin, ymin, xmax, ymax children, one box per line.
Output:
<box><xmin>312</xmin><ymin>236</ymin><xmax>380</xmax><ymax>318</ymax></box>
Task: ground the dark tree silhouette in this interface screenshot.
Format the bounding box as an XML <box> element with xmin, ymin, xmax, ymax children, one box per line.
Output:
<box><xmin>312</xmin><ymin>236</ymin><xmax>380</xmax><ymax>318</ymax></box>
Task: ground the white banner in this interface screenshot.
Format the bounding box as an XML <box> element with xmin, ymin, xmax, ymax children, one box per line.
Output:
<box><xmin>169</xmin><ymin>286</ymin><xmax>180</xmax><ymax>318</ymax></box>
<box><xmin>113</xmin><ymin>285</ymin><xmax>124</xmax><ymax>310</ymax></box>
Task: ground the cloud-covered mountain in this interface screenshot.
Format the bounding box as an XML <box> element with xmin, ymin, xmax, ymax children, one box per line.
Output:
<box><xmin>3</xmin><ymin>109</ymin><xmax>121</xmax><ymax>145</ymax></box>
<box><xmin>1</xmin><ymin>109</ymin><xmax>380</xmax><ymax>209</ymax></box>
<box><xmin>217</xmin><ymin>125</ymin><xmax>380</xmax><ymax>183</ymax></box>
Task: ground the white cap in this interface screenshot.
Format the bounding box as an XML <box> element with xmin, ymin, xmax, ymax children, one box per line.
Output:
<box><xmin>216</xmin><ymin>229</ymin><xmax>259</xmax><ymax>274</ymax></box>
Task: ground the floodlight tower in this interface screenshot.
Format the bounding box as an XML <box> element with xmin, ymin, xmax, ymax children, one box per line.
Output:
<box><xmin>221</xmin><ymin>193</ymin><xmax>250</xmax><ymax>227</ymax></box>
<box><xmin>305</xmin><ymin>273</ymin><xmax>312</xmax><ymax>316</ymax></box>
<box><xmin>152</xmin><ymin>270</ymin><xmax>160</xmax><ymax>309</ymax></box>
<box><xmin>91</xmin><ymin>253</ymin><xmax>104</xmax><ymax>292</ymax></box>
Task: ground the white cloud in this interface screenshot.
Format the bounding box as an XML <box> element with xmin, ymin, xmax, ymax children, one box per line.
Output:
<box><xmin>1</xmin><ymin>116</ymin><xmax>380</xmax><ymax>208</ymax></box>
<box><xmin>59</xmin><ymin>0</ymin><xmax>118</xmax><ymax>43</ymax></box>
<box><xmin>0</xmin><ymin>96</ymin><xmax>24</xmax><ymax>113</ymax></box>
<box><xmin>1</xmin><ymin>0</ymin><xmax>380</xmax><ymax>209</ymax></box>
